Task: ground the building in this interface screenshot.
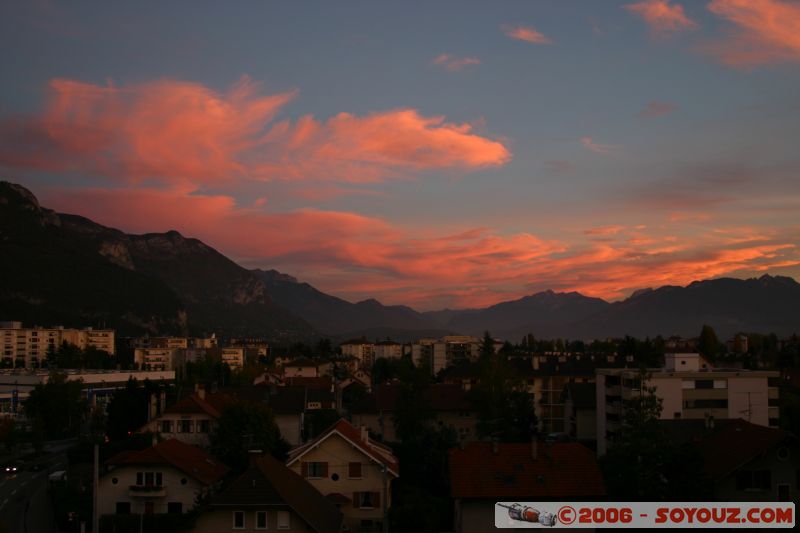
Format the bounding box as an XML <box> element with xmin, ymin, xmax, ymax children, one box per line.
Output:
<box><xmin>264</xmin><ymin>386</ymin><xmax>336</xmax><ymax>446</ymax></box>
<box><xmin>139</xmin><ymin>387</ymin><xmax>233</xmax><ymax>449</ymax></box>
<box><xmin>596</xmin><ymin>353</ymin><xmax>780</xmax><ymax>455</ymax></box>
<box><xmin>340</xmin><ymin>339</ymin><xmax>376</xmax><ymax>369</ymax></box>
<box><xmin>0</xmin><ymin>369</ymin><xmax>174</xmax><ymax>417</ymax></box>
<box><xmin>221</xmin><ymin>347</ymin><xmax>246</xmax><ymax>371</ymax></box>
<box><xmin>286</xmin><ymin>419</ymin><xmax>399</xmax><ymax>533</ymax></box>
<box><xmin>449</xmin><ymin>441</ymin><xmax>605</xmax><ymax>533</ymax></box>
<box><xmin>373</xmin><ymin>340</ymin><xmax>402</xmax><ymax>360</ymax></box>
<box><xmin>410</xmin><ymin>336</ymin><xmax>485</xmax><ymax>375</ymax></box>
<box><xmin>283</xmin><ymin>358</ymin><xmax>332</xmax><ymax>378</ymax></box>
<box><xmin>134</xmin><ymin>348</ymin><xmax>182</xmax><ymax>371</ymax></box>
<box><xmin>193</xmin><ymin>454</ymin><xmax>342</xmax><ymax>533</ymax></box>
<box><xmin>99</xmin><ymin>439</ymin><xmax>228</xmax><ymax>517</ymax></box>
<box><xmin>562</xmin><ymin>382</ymin><xmax>597</xmax><ymax>446</ymax></box>
<box><xmin>350</xmin><ymin>383</ymin><xmax>477</xmax><ymax>443</ymax></box>
<box><xmin>0</xmin><ymin>321</ymin><xmax>115</xmax><ymax>368</ymax></box>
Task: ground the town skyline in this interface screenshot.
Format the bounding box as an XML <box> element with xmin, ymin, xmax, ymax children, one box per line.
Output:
<box><xmin>2</xmin><ymin>1</ymin><xmax>799</xmax><ymax>311</ymax></box>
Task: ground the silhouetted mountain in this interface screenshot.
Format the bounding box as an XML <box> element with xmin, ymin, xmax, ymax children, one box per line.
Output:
<box><xmin>0</xmin><ymin>182</ymin><xmax>313</xmax><ymax>339</ymax></box>
<box><xmin>254</xmin><ymin>269</ymin><xmax>451</xmax><ymax>340</ymax></box>
<box><xmin>423</xmin><ymin>290</ymin><xmax>610</xmax><ymax>339</ymax></box>
<box><xmin>570</xmin><ymin>275</ymin><xmax>800</xmax><ymax>340</ymax></box>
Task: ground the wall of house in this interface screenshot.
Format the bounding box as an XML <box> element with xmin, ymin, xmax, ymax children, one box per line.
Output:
<box><xmin>141</xmin><ymin>413</ymin><xmax>215</xmax><ymax>448</ymax></box>
<box><xmin>275</xmin><ymin>413</ymin><xmax>302</xmax><ymax>446</ymax></box>
<box><xmin>193</xmin><ymin>508</ymin><xmax>314</xmax><ymax>533</ymax></box>
<box><xmin>575</xmin><ymin>408</ymin><xmax>597</xmax><ymax>442</ymax></box>
<box><xmin>713</xmin><ymin>442</ymin><xmax>800</xmax><ymax>502</ymax></box>
<box><xmin>288</xmin><ymin>433</ymin><xmax>394</xmax><ymax>530</ymax></box>
<box><xmin>97</xmin><ymin>465</ymin><xmax>205</xmax><ymax>516</ymax></box>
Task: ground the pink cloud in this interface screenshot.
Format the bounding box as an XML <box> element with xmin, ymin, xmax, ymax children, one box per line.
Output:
<box><xmin>0</xmin><ymin>77</ymin><xmax>511</xmax><ymax>186</ymax></box>
<box><xmin>625</xmin><ymin>0</ymin><xmax>698</xmax><ymax>36</ymax></box>
<box><xmin>705</xmin><ymin>0</ymin><xmax>800</xmax><ymax>66</ymax></box>
<box><xmin>638</xmin><ymin>100</ymin><xmax>678</xmax><ymax>117</ymax></box>
<box><xmin>38</xmin><ymin>186</ymin><xmax>800</xmax><ymax>310</ymax></box>
<box><xmin>431</xmin><ymin>54</ymin><xmax>482</xmax><ymax>71</ymax></box>
<box><xmin>580</xmin><ymin>136</ymin><xmax>619</xmax><ymax>155</ymax></box>
<box><xmin>502</xmin><ymin>24</ymin><xmax>552</xmax><ymax>44</ymax></box>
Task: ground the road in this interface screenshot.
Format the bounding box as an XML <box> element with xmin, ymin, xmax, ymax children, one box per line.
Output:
<box><xmin>0</xmin><ymin>454</ymin><xmax>64</xmax><ymax>533</ymax></box>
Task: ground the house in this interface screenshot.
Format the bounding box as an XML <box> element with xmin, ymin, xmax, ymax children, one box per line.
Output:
<box><xmin>283</xmin><ymin>358</ymin><xmax>333</xmax><ymax>378</ymax></box>
<box><xmin>286</xmin><ymin>419</ymin><xmax>399</xmax><ymax>533</ymax></box>
<box><xmin>664</xmin><ymin>418</ymin><xmax>800</xmax><ymax>502</ymax></box>
<box><xmin>139</xmin><ymin>386</ymin><xmax>233</xmax><ymax>448</ymax></box>
<box><xmin>264</xmin><ymin>386</ymin><xmax>336</xmax><ymax>446</ymax></box>
<box><xmin>350</xmin><ymin>383</ymin><xmax>477</xmax><ymax>443</ymax></box>
<box><xmin>193</xmin><ymin>454</ymin><xmax>342</xmax><ymax>533</ymax></box>
<box><xmin>99</xmin><ymin>439</ymin><xmax>229</xmax><ymax>517</ymax></box>
<box><xmin>562</xmin><ymin>382</ymin><xmax>597</xmax><ymax>446</ymax></box>
<box><xmin>449</xmin><ymin>441</ymin><xmax>605</xmax><ymax>533</ymax></box>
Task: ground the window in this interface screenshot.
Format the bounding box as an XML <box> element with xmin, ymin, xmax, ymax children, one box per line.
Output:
<box><xmin>136</xmin><ymin>472</ymin><xmax>143</xmax><ymax>486</ymax></box>
<box><xmin>277</xmin><ymin>511</ymin><xmax>290</xmax><ymax>529</ymax></box>
<box><xmin>233</xmin><ymin>511</ymin><xmax>245</xmax><ymax>529</ymax></box>
<box><xmin>144</xmin><ymin>502</ymin><xmax>154</xmax><ymax>514</ymax></box>
<box><xmin>116</xmin><ymin>502</ymin><xmax>131</xmax><ymax>514</ymax></box>
<box><xmin>769</xmin><ymin>398</ymin><xmax>780</xmax><ymax>407</ymax></box>
<box><xmin>304</xmin><ymin>461</ymin><xmax>328</xmax><ymax>478</ymax></box>
<box><xmin>161</xmin><ymin>420</ymin><xmax>173</xmax><ymax>433</ymax></box>
<box><xmin>155</xmin><ymin>472</ymin><xmax>163</xmax><ymax>486</ymax></box>
<box><xmin>713</xmin><ymin>380</ymin><xmax>727</xmax><ymax>389</ymax></box>
<box><xmin>736</xmin><ymin>470</ymin><xmax>771</xmax><ymax>491</ymax></box>
<box><xmin>681</xmin><ymin>380</ymin><xmax>695</xmax><ymax>389</ymax></box>
<box><xmin>768</xmin><ymin>377</ymin><xmax>781</xmax><ymax>387</ymax></box>
<box><xmin>255</xmin><ymin>511</ymin><xmax>267</xmax><ymax>529</ymax></box>
<box><xmin>695</xmin><ymin>380</ymin><xmax>713</xmax><ymax>389</ymax></box>
<box><xmin>354</xmin><ymin>492</ymin><xmax>380</xmax><ymax>509</ymax></box>
<box><xmin>348</xmin><ymin>462</ymin><xmax>362</xmax><ymax>478</ymax></box>
<box><xmin>178</xmin><ymin>419</ymin><xmax>193</xmax><ymax>433</ymax></box>
<box><xmin>198</xmin><ymin>419</ymin><xmax>211</xmax><ymax>433</ymax></box>
<box><xmin>144</xmin><ymin>472</ymin><xmax>154</xmax><ymax>487</ymax></box>
<box><xmin>167</xmin><ymin>502</ymin><xmax>182</xmax><ymax>514</ymax></box>
<box><xmin>688</xmin><ymin>399</ymin><xmax>728</xmax><ymax>409</ymax></box>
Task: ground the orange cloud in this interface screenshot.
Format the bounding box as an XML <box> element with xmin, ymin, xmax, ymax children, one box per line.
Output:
<box><xmin>39</xmin><ymin>186</ymin><xmax>800</xmax><ymax>310</ymax></box>
<box><xmin>580</xmin><ymin>136</ymin><xmax>619</xmax><ymax>155</ymax></box>
<box><xmin>705</xmin><ymin>0</ymin><xmax>800</xmax><ymax>66</ymax></box>
<box><xmin>638</xmin><ymin>100</ymin><xmax>678</xmax><ymax>117</ymax></box>
<box><xmin>0</xmin><ymin>77</ymin><xmax>511</xmax><ymax>185</ymax></box>
<box><xmin>431</xmin><ymin>54</ymin><xmax>482</xmax><ymax>71</ymax></box>
<box><xmin>626</xmin><ymin>0</ymin><xmax>698</xmax><ymax>36</ymax></box>
<box><xmin>502</xmin><ymin>24</ymin><xmax>552</xmax><ymax>44</ymax></box>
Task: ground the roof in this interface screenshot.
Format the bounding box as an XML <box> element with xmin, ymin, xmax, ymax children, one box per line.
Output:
<box><xmin>284</xmin><ymin>357</ymin><xmax>327</xmax><ymax>368</ymax></box>
<box><xmin>351</xmin><ymin>383</ymin><xmax>472</xmax><ymax>414</ymax></box>
<box><xmin>563</xmin><ymin>383</ymin><xmax>596</xmax><ymax>409</ymax></box>
<box><xmin>163</xmin><ymin>391</ymin><xmax>234</xmax><ymax>418</ymax></box>
<box><xmin>211</xmin><ymin>454</ymin><xmax>342</xmax><ymax>533</ymax></box>
<box><xmin>106</xmin><ymin>439</ymin><xmax>229</xmax><ymax>486</ymax></box>
<box><xmin>283</xmin><ymin>376</ymin><xmax>332</xmax><ymax>390</ymax></box>
<box><xmin>694</xmin><ymin>419</ymin><xmax>793</xmax><ymax>480</ymax></box>
<box><xmin>449</xmin><ymin>442</ymin><xmax>605</xmax><ymax>499</ymax></box>
<box><xmin>287</xmin><ymin>418</ymin><xmax>399</xmax><ymax>477</ymax></box>
<box><xmin>264</xmin><ymin>386</ymin><xmax>335</xmax><ymax>414</ymax></box>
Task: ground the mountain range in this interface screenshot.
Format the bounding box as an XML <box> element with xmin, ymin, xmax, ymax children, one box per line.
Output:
<box><xmin>2</xmin><ymin>181</ymin><xmax>798</xmax><ymax>342</ymax></box>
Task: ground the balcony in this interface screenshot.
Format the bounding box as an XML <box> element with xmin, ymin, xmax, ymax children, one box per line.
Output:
<box><xmin>128</xmin><ymin>485</ymin><xmax>166</xmax><ymax>498</ymax></box>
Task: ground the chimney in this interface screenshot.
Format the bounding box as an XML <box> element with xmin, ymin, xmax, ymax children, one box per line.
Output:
<box><xmin>360</xmin><ymin>426</ymin><xmax>369</xmax><ymax>442</ymax></box>
<box><xmin>195</xmin><ymin>383</ymin><xmax>206</xmax><ymax>400</ymax></box>
<box><xmin>532</xmin><ymin>357</ymin><xmax>539</xmax><ymax>371</ymax></box>
<box><xmin>151</xmin><ymin>434</ymin><xmax>158</xmax><ymax>448</ymax></box>
<box><xmin>531</xmin><ymin>440</ymin><xmax>538</xmax><ymax>460</ymax></box>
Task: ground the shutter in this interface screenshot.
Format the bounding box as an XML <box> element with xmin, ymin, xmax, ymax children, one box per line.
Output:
<box><xmin>373</xmin><ymin>491</ymin><xmax>381</xmax><ymax>508</ymax></box>
<box><xmin>321</xmin><ymin>462</ymin><xmax>329</xmax><ymax>478</ymax></box>
<box><xmin>302</xmin><ymin>462</ymin><xmax>309</xmax><ymax>478</ymax></box>
<box><xmin>353</xmin><ymin>492</ymin><xmax>361</xmax><ymax>508</ymax></box>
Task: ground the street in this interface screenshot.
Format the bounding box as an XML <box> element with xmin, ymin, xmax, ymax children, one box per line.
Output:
<box><xmin>0</xmin><ymin>451</ymin><xmax>65</xmax><ymax>533</ymax></box>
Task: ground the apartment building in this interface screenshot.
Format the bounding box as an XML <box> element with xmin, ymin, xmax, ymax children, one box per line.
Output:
<box><xmin>220</xmin><ymin>347</ymin><xmax>245</xmax><ymax>370</ymax></box>
<box><xmin>411</xmin><ymin>336</ymin><xmax>485</xmax><ymax>375</ymax></box>
<box><xmin>0</xmin><ymin>321</ymin><xmax>115</xmax><ymax>368</ymax></box>
<box><xmin>596</xmin><ymin>353</ymin><xmax>780</xmax><ymax>455</ymax></box>
<box><xmin>374</xmin><ymin>340</ymin><xmax>403</xmax><ymax>360</ymax></box>
<box><xmin>134</xmin><ymin>348</ymin><xmax>182</xmax><ymax>371</ymax></box>
<box><xmin>341</xmin><ymin>339</ymin><xmax>376</xmax><ymax>369</ymax></box>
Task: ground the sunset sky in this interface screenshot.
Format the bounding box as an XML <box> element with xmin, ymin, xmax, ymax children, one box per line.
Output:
<box><xmin>2</xmin><ymin>0</ymin><xmax>799</xmax><ymax>310</ymax></box>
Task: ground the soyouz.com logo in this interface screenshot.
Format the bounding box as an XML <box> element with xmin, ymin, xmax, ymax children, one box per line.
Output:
<box><xmin>495</xmin><ymin>502</ymin><xmax>795</xmax><ymax>528</ymax></box>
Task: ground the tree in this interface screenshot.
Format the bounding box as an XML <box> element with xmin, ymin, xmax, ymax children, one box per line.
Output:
<box><xmin>698</xmin><ymin>325</ymin><xmax>720</xmax><ymax>362</ymax></box>
<box><xmin>105</xmin><ymin>377</ymin><xmax>155</xmax><ymax>441</ymax></box>
<box><xmin>468</xmin><ymin>351</ymin><xmax>536</xmax><ymax>443</ymax></box>
<box><xmin>479</xmin><ymin>331</ymin><xmax>495</xmax><ymax>361</ymax></box>
<box><xmin>210</xmin><ymin>402</ymin><xmax>288</xmax><ymax>471</ymax></box>
<box><xmin>23</xmin><ymin>371</ymin><xmax>87</xmax><ymax>439</ymax></box>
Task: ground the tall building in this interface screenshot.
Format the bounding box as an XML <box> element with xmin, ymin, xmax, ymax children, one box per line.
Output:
<box><xmin>0</xmin><ymin>321</ymin><xmax>115</xmax><ymax>368</ymax></box>
<box><xmin>596</xmin><ymin>353</ymin><xmax>780</xmax><ymax>455</ymax></box>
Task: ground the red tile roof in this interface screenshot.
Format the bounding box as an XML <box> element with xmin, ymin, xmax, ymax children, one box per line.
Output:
<box><xmin>283</xmin><ymin>376</ymin><xmax>333</xmax><ymax>390</ymax></box>
<box><xmin>694</xmin><ymin>419</ymin><xmax>793</xmax><ymax>480</ymax></box>
<box><xmin>106</xmin><ymin>439</ymin><xmax>229</xmax><ymax>486</ymax></box>
<box><xmin>287</xmin><ymin>418</ymin><xmax>399</xmax><ymax>476</ymax></box>
<box><xmin>163</xmin><ymin>391</ymin><xmax>234</xmax><ymax>418</ymax></box>
<box><xmin>449</xmin><ymin>442</ymin><xmax>605</xmax><ymax>499</ymax></box>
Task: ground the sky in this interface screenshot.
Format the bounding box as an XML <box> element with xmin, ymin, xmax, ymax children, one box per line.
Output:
<box><xmin>1</xmin><ymin>0</ymin><xmax>799</xmax><ymax>310</ymax></box>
